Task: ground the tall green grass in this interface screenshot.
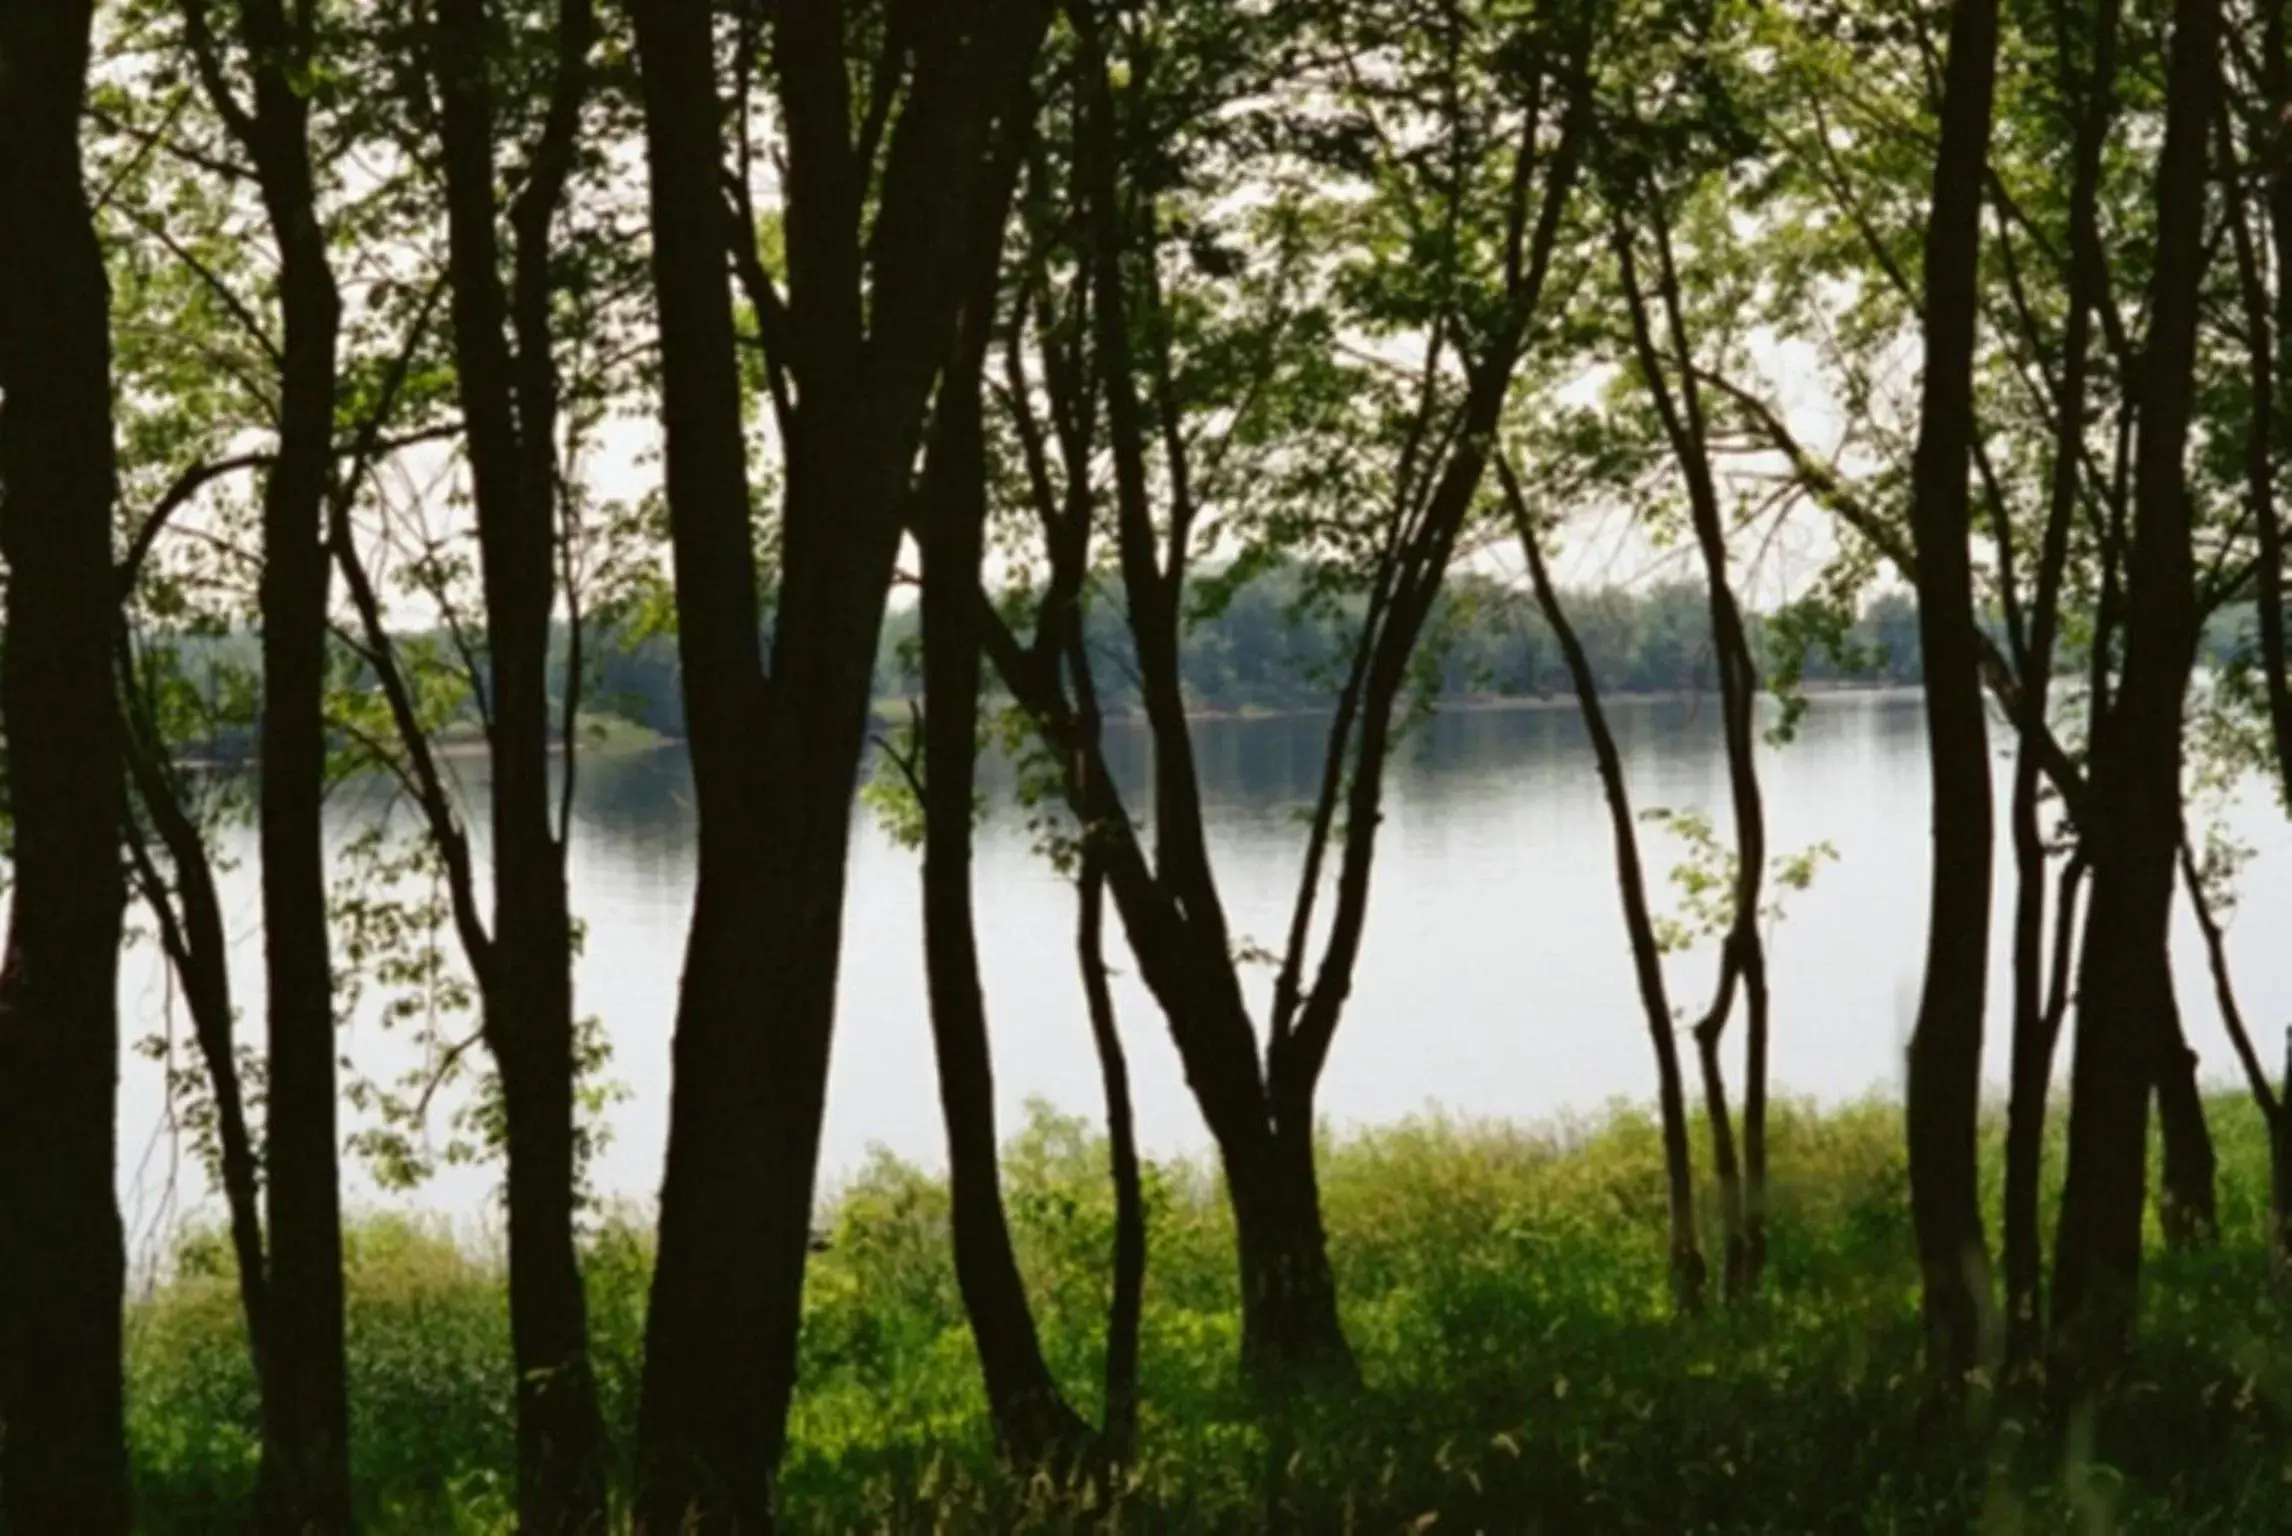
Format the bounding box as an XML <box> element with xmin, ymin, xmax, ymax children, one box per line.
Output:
<box><xmin>126</xmin><ymin>1095</ymin><xmax>2292</xmax><ymax>1531</ymax></box>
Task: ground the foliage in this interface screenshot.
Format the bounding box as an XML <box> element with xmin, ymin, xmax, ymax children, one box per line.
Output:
<box><xmin>125</xmin><ymin>1097</ymin><xmax>2292</xmax><ymax>1533</ymax></box>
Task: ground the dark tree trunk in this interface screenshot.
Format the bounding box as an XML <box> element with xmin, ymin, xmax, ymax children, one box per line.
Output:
<box><xmin>2051</xmin><ymin>0</ymin><xmax>2217</xmax><ymax>1374</ymax></box>
<box><xmin>1612</xmin><ymin>199</ymin><xmax>1766</xmax><ymax>1298</ymax></box>
<box><xmin>430</xmin><ymin>1</ymin><xmax>608</xmax><ymax>1526</ymax></box>
<box><xmin>1504</xmin><ymin>458</ymin><xmax>1704</xmax><ymax>1314</ymax></box>
<box><xmin>1902</xmin><ymin>0</ymin><xmax>2003</xmax><ymax>1378</ymax></box>
<box><xmin>626</xmin><ymin>4</ymin><xmax>1050</xmax><ymax>1526</ymax></box>
<box><xmin>181</xmin><ymin>0</ymin><xmax>359</xmax><ymax>1517</ymax></box>
<box><xmin>2004</xmin><ymin>852</ymin><xmax>2084</xmax><ymax>1364</ymax></box>
<box><xmin>1229</xmin><ymin>1106</ymin><xmax>1350</xmax><ymax>1387</ymax></box>
<box><xmin>917</xmin><ymin>244</ymin><xmax>1092</xmax><ymax>1465</ymax></box>
<box><xmin>1694</xmin><ymin>982</ymin><xmax>1752</xmax><ymax>1297</ymax></box>
<box><xmin>626</xmin><ymin>10</ymin><xmax>783</xmax><ymax>1524</ymax></box>
<box><xmin>2276</xmin><ymin>1031</ymin><xmax>2292</xmax><ymax>1276</ymax></box>
<box><xmin>0</xmin><ymin>2</ymin><xmax>130</xmax><ymax>1526</ymax></box>
<box><xmin>2002</xmin><ymin>0</ymin><xmax>2115</xmax><ymax>1365</ymax></box>
<box><xmin>2153</xmin><ymin>1029</ymin><xmax>2217</xmax><ymax>1246</ymax></box>
<box><xmin>1077</xmin><ymin>853</ymin><xmax>1144</xmax><ymax>1456</ymax></box>
<box><xmin>122</xmin><ymin>712</ymin><xmax>273</xmax><ymax>1414</ymax></box>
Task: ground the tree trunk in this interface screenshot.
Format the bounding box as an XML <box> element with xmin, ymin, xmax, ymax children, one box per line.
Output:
<box><xmin>430</xmin><ymin>0</ymin><xmax>608</xmax><ymax>1525</ymax></box>
<box><xmin>2051</xmin><ymin>0</ymin><xmax>2217</xmax><ymax>1374</ymax></box>
<box><xmin>1694</xmin><ymin>992</ymin><xmax>1751</xmax><ymax>1299</ymax></box>
<box><xmin>1078</xmin><ymin>854</ymin><xmax>1145</xmax><ymax>1456</ymax></box>
<box><xmin>917</xmin><ymin>267</ymin><xmax>1091</xmax><ymax>1466</ymax></box>
<box><xmin>626</xmin><ymin>9</ymin><xmax>784</xmax><ymax>1524</ymax></box>
<box><xmin>2153</xmin><ymin>1027</ymin><xmax>2217</xmax><ymax>1246</ymax></box>
<box><xmin>1902</xmin><ymin>0</ymin><xmax>2003</xmax><ymax>1378</ymax></box>
<box><xmin>2001</xmin><ymin>0</ymin><xmax>2115</xmax><ymax>1333</ymax></box>
<box><xmin>2274</xmin><ymin>1030</ymin><xmax>2292</xmax><ymax>1277</ymax></box>
<box><xmin>1506</xmin><ymin>460</ymin><xmax>1703</xmax><ymax>1313</ymax></box>
<box><xmin>1228</xmin><ymin>1105</ymin><xmax>1350</xmax><ymax>1389</ymax></box>
<box><xmin>0</xmin><ymin>3</ymin><xmax>131</xmax><ymax>1525</ymax></box>
<box><xmin>627</xmin><ymin>3</ymin><xmax>1050</xmax><ymax>1525</ymax></box>
<box><xmin>209</xmin><ymin>0</ymin><xmax>358</xmax><ymax>1515</ymax></box>
<box><xmin>2004</xmin><ymin>853</ymin><xmax>2084</xmax><ymax>1364</ymax></box>
<box><xmin>122</xmin><ymin>717</ymin><xmax>274</xmax><ymax>1425</ymax></box>
<box><xmin>1612</xmin><ymin>199</ymin><xmax>1768</xmax><ymax>1300</ymax></box>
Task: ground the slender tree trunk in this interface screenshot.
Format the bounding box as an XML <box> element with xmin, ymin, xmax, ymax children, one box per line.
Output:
<box><xmin>2052</xmin><ymin>0</ymin><xmax>2217</xmax><ymax>1374</ymax></box>
<box><xmin>1505</xmin><ymin>459</ymin><xmax>1704</xmax><ymax>1313</ymax></box>
<box><xmin>1613</xmin><ymin>206</ymin><xmax>1766</xmax><ymax>1299</ymax></box>
<box><xmin>2002</xmin><ymin>0</ymin><xmax>2115</xmax><ymax>1341</ymax></box>
<box><xmin>1694</xmin><ymin>974</ymin><xmax>1751</xmax><ymax>1298</ymax></box>
<box><xmin>2004</xmin><ymin>852</ymin><xmax>2084</xmax><ymax>1363</ymax></box>
<box><xmin>1077</xmin><ymin>853</ymin><xmax>1144</xmax><ymax>1456</ymax></box>
<box><xmin>122</xmin><ymin>717</ymin><xmax>273</xmax><ymax>1415</ymax></box>
<box><xmin>917</xmin><ymin>267</ymin><xmax>1092</xmax><ymax>1465</ymax></box>
<box><xmin>2275</xmin><ymin>1030</ymin><xmax>2292</xmax><ymax>1276</ymax></box>
<box><xmin>430</xmin><ymin>1</ymin><xmax>608</xmax><ymax>1525</ymax></box>
<box><xmin>1740</xmin><ymin>933</ymin><xmax>1773</xmax><ymax>1285</ymax></box>
<box><xmin>191</xmin><ymin>0</ymin><xmax>360</xmax><ymax>1514</ymax></box>
<box><xmin>1902</xmin><ymin>0</ymin><xmax>2004</xmax><ymax>1378</ymax></box>
<box><xmin>0</xmin><ymin>3</ymin><xmax>130</xmax><ymax>1525</ymax></box>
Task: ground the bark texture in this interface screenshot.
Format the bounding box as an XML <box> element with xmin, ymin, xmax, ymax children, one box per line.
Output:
<box><xmin>0</xmin><ymin>2</ymin><xmax>131</xmax><ymax>1526</ymax></box>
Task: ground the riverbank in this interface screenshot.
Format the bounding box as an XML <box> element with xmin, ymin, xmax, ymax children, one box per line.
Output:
<box><xmin>126</xmin><ymin>1093</ymin><xmax>2281</xmax><ymax>1531</ymax></box>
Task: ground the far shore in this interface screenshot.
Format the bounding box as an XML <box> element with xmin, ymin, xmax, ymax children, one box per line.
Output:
<box><xmin>169</xmin><ymin>680</ymin><xmax>1923</xmax><ymax>770</ymax></box>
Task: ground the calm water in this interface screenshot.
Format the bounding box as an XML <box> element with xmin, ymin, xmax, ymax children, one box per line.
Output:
<box><xmin>113</xmin><ymin>689</ymin><xmax>2292</xmax><ymax>1242</ymax></box>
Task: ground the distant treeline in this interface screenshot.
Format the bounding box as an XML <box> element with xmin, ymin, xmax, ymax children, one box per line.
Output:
<box><xmin>599</xmin><ymin>574</ymin><xmax>1933</xmax><ymax>737</ymax></box>
<box><xmin>146</xmin><ymin>570</ymin><xmax>2269</xmax><ymax>750</ymax></box>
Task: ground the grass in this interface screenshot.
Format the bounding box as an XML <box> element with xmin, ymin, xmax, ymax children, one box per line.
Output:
<box><xmin>125</xmin><ymin>1094</ymin><xmax>2292</xmax><ymax>1532</ymax></box>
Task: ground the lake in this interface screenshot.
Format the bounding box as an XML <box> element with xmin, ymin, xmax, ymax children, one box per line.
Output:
<box><xmin>112</xmin><ymin>688</ymin><xmax>2292</xmax><ymax>1248</ymax></box>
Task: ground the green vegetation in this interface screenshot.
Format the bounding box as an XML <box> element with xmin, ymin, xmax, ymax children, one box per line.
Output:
<box><xmin>129</xmin><ymin>1098</ymin><xmax>2292</xmax><ymax>1532</ymax></box>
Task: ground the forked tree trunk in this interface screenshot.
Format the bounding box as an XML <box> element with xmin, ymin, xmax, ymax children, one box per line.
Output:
<box><xmin>2052</xmin><ymin>0</ymin><xmax>2216</xmax><ymax>1375</ymax></box>
<box><xmin>1505</xmin><ymin>458</ymin><xmax>1704</xmax><ymax>1314</ymax></box>
<box><xmin>0</xmin><ymin>2</ymin><xmax>131</xmax><ymax>1524</ymax></box>
<box><xmin>626</xmin><ymin>3</ymin><xmax>1050</xmax><ymax>1525</ymax></box>
<box><xmin>1612</xmin><ymin>207</ymin><xmax>1765</xmax><ymax>1301</ymax></box>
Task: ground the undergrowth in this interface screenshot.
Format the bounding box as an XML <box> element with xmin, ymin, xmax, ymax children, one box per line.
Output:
<box><xmin>125</xmin><ymin>1095</ymin><xmax>2292</xmax><ymax>1531</ymax></box>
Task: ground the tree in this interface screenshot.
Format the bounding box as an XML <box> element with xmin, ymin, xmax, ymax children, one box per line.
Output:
<box><xmin>1499</xmin><ymin>456</ymin><xmax>1705</xmax><ymax>1313</ymax></box>
<box><xmin>177</xmin><ymin>0</ymin><xmax>356</xmax><ymax>1521</ymax></box>
<box><xmin>2051</xmin><ymin>0</ymin><xmax>2220</xmax><ymax>1372</ymax></box>
<box><xmin>0</xmin><ymin>1</ymin><xmax>132</xmax><ymax>1526</ymax></box>
<box><xmin>382</xmin><ymin>1</ymin><xmax>610</xmax><ymax>1523</ymax></box>
<box><xmin>624</xmin><ymin>1</ymin><xmax>1053</xmax><ymax>1524</ymax></box>
<box><xmin>1901</xmin><ymin>0</ymin><xmax>2004</xmax><ymax>1377</ymax></box>
<box><xmin>977</xmin><ymin>0</ymin><xmax>1599</xmax><ymax>1386</ymax></box>
<box><xmin>907</xmin><ymin>66</ymin><xmax>1098</xmax><ymax>1462</ymax></box>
